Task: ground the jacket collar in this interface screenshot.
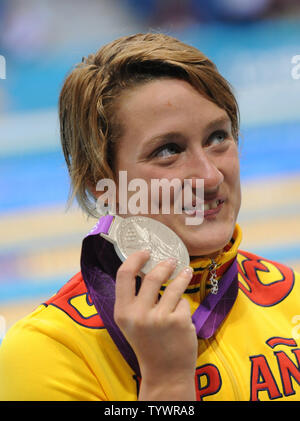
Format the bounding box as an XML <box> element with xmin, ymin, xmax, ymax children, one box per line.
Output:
<box><xmin>190</xmin><ymin>224</ymin><xmax>242</xmax><ymax>274</ymax></box>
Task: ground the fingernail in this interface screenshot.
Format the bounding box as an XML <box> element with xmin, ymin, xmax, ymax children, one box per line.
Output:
<box><xmin>165</xmin><ymin>257</ymin><xmax>177</xmax><ymax>267</ymax></box>
<box><xmin>182</xmin><ymin>266</ymin><xmax>193</xmax><ymax>279</ymax></box>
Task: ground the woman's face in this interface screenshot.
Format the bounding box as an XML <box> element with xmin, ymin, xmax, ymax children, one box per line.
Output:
<box><xmin>113</xmin><ymin>78</ymin><xmax>241</xmax><ymax>257</ymax></box>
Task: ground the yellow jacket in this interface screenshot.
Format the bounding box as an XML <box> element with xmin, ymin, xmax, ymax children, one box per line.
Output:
<box><xmin>0</xmin><ymin>225</ymin><xmax>300</xmax><ymax>401</ymax></box>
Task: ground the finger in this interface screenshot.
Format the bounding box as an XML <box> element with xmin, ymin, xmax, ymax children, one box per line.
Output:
<box><xmin>115</xmin><ymin>250</ymin><xmax>150</xmax><ymax>308</ymax></box>
<box><xmin>137</xmin><ymin>258</ymin><xmax>178</xmax><ymax>307</ymax></box>
<box><xmin>157</xmin><ymin>266</ymin><xmax>194</xmax><ymax>313</ymax></box>
<box><xmin>173</xmin><ymin>298</ymin><xmax>197</xmax><ymax>334</ymax></box>
<box><xmin>174</xmin><ymin>296</ymin><xmax>194</xmax><ymax>320</ymax></box>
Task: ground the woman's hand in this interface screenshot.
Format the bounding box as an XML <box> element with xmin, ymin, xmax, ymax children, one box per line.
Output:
<box><xmin>114</xmin><ymin>250</ymin><xmax>198</xmax><ymax>401</ymax></box>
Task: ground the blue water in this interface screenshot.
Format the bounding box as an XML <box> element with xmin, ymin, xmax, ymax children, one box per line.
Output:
<box><xmin>0</xmin><ymin>150</ymin><xmax>69</xmax><ymax>212</ymax></box>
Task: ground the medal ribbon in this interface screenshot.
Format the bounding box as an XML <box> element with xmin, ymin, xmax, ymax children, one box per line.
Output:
<box><xmin>81</xmin><ymin>215</ymin><xmax>238</xmax><ymax>376</ymax></box>
<box><xmin>191</xmin><ymin>260</ymin><xmax>238</xmax><ymax>339</ymax></box>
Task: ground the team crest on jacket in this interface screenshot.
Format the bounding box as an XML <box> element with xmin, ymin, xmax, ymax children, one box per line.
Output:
<box><xmin>44</xmin><ymin>272</ymin><xmax>104</xmax><ymax>328</ymax></box>
<box><xmin>237</xmin><ymin>250</ymin><xmax>295</xmax><ymax>306</ymax></box>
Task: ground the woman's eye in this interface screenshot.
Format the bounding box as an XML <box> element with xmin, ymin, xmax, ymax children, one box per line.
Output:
<box><xmin>207</xmin><ymin>130</ymin><xmax>228</xmax><ymax>146</ymax></box>
<box><xmin>153</xmin><ymin>143</ymin><xmax>181</xmax><ymax>158</ymax></box>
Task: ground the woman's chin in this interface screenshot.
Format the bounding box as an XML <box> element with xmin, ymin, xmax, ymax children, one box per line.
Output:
<box><xmin>177</xmin><ymin>223</ymin><xmax>235</xmax><ymax>258</ymax></box>
<box><xmin>186</xmin><ymin>243</ymin><xmax>225</xmax><ymax>258</ymax></box>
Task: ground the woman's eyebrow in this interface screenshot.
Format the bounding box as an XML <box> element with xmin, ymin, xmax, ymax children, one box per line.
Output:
<box><xmin>139</xmin><ymin>132</ymin><xmax>186</xmax><ymax>156</ymax></box>
<box><xmin>146</xmin><ymin>116</ymin><xmax>230</xmax><ymax>145</ymax></box>
<box><xmin>204</xmin><ymin>115</ymin><xmax>231</xmax><ymax>133</ymax></box>
<box><xmin>146</xmin><ymin>132</ymin><xmax>186</xmax><ymax>147</ymax></box>
<box><xmin>139</xmin><ymin>115</ymin><xmax>231</xmax><ymax>156</ymax></box>
<box><xmin>136</xmin><ymin>132</ymin><xmax>185</xmax><ymax>160</ymax></box>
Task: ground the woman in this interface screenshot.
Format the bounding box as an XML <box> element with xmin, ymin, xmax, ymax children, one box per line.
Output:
<box><xmin>0</xmin><ymin>33</ymin><xmax>299</xmax><ymax>401</ymax></box>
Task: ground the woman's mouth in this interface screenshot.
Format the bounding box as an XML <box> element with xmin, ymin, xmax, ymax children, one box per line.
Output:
<box><xmin>204</xmin><ymin>198</ymin><xmax>225</xmax><ymax>218</ymax></box>
<box><xmin>183</xmin><ymin>198</ymin><xmax>225</xmax><ymax>217</ymax></box>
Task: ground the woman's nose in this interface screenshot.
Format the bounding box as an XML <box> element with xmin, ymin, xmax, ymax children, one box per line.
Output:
<box><xmin>186</xmin><ymin>151</ymin><xmax>224</xmax><ymax>191</ymax></box>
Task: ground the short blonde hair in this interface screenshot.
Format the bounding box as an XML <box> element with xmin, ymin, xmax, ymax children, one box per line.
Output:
<box><xmin>59</xmin><ymin>33</ymin><xmax>239</xmax><ymax>216</ymax></box>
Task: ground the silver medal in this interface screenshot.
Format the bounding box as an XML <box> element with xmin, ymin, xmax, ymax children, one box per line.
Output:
<box><xmin>100</xmin><ymin>215</ymin><xmax>190</xmax><ymax>279</ymax></box>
